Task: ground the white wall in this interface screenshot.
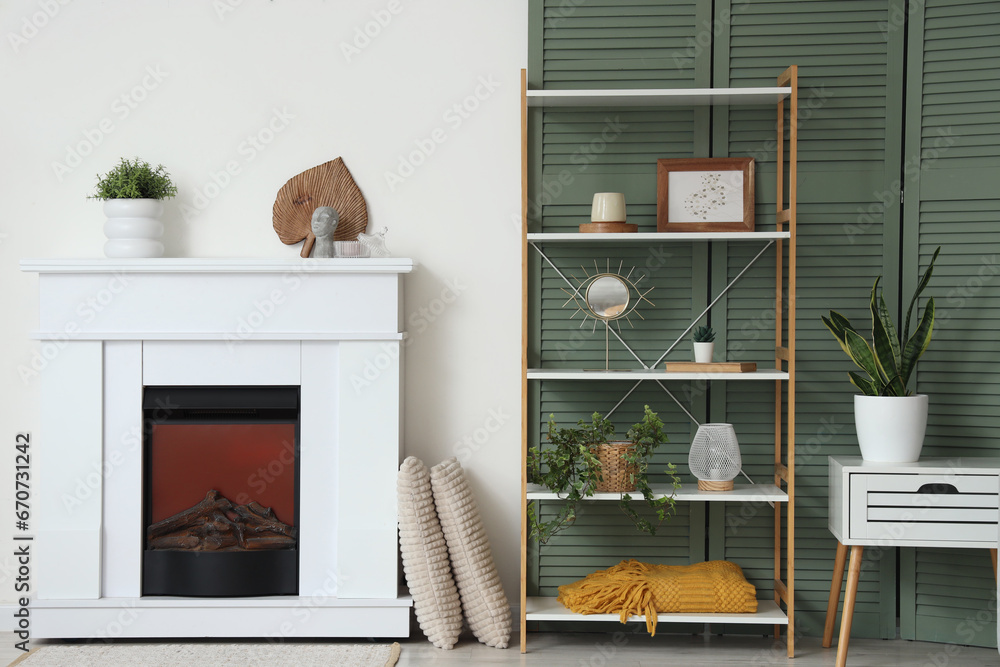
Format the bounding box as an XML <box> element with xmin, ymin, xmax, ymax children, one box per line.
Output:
<box><xmin>0</xmin><ymin>0</ymin><xmax>526</xmax><ymax>608</ymax></box>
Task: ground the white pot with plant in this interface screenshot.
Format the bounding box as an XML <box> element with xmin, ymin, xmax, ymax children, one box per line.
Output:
<box><xmin>91</xmin><ymin>158</ymin><xmax>178</xmax><ymax>258</ymax></box>
<box><xmin>822</xmin><ymin>248</ymin><xmax>940</xmax><ymax>463</ymax></box>
<box><xmin>692</xmin><ymin>325</ymin><xmax>715</xmax><ymax>363</ymax></box>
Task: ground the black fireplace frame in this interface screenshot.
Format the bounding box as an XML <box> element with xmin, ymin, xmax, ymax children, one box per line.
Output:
<box><xmin>141</xmin><ymin>385</ymin><xmax>301</xmax><ymax>597</ymax></box>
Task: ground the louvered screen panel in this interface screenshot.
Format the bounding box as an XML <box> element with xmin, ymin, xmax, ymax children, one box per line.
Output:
<box><xmin>528</xmin><ymin>0</ymin><xmax>713</xmax><ymax>608</ymax></box>
<box><xmin>541</xmin><ymin>0</ymin><xmax>705</xmax><ymax>89</ymax></box>
<box><xmin>902</xmin><ymin>0</ymin><xmax>1000</xmax><ymax>646</ymax></box>
<box><xmin>719</xmin><ymin>0</ymin><xmax>901</xmax><ymax>639</ymax></box>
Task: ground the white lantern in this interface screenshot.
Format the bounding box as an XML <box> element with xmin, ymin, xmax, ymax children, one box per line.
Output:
<box><xmin>688</xmin><ymin>423</ymin><xmax>742</xmax><ymax>491</ymax></box>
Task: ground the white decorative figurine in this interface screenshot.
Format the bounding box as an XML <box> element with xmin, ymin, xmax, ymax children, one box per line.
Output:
<box><xmin>310</xmin><ymin>206</ymin><xmax>339</xmax><ymax>258</ymax></box>
<box><xmin>358</xmin><ymin>226</ymin><xmax>391</xmax><ymax>257</ymax></box>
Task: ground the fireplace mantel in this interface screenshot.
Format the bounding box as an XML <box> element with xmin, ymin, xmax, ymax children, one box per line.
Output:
<box><xmin>23</xmin><ymin>258</ymin><xmax>414</xmax><ymax>342</ymax></box>
<box><xmin>21</xmin><ymin>258</ymin><xmax>414</xmax><ymax>638</ymax></box>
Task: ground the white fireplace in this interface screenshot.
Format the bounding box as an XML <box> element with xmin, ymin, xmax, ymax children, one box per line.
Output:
<box><xmin>20</xmin><ymin>258</ymin><xmax>414</xmax><ymax>638</ymax></box>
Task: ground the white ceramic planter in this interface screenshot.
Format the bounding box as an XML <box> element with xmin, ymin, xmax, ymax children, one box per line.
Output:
<box><xmin>693</xmin><ymin>341</ymin><xmax>714</xmax><ymax>363</ymax></box>
<box><xmin>103</xmin><ymin>199</ymin><xmax>165</xmax><ymax>258</ymax></box>
<box><xmin>854</xmin><ymin>394</ymin><xmax>929</xmax><ymax>463</ymax></box>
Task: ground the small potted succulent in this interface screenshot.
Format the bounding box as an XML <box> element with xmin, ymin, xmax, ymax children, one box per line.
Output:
<box><xmin>692</xmin><ymin>325</ymin><xmax>716</xmax><ymax>362</ymax></box>
<box><xmin>527</xmin><ymin>406</ymin><xmax>680</xmax><ymax>543</ymax></box>
<box><xmin>91</xmin><ymin>158</ymin><xmax>178</xmax><ymax>258</ymax></box>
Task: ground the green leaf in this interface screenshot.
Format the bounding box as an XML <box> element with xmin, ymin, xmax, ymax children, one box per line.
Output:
<box><xmin>869</xmin><ymin>277</ymin><xmax>899</xmax><ymax>382</ymax></box>
<box><xmin>881</xmin><ymin>374</ymin><xmax>908</xmax><ymax>397</ymax></box>
<box><xmin>902</xmin><ymin>246</ymin><xmax>941</xmax><ymax>343</ymax></box>
<box><xmin>821</xmin><ymin>314</ymin><xmax>851</xmax><ymax>357</ymax></box>
<box><xmin>848</xmin><ymin>371</ymin><xmax>879</xmax><ymax>396</ymax></box>
<box><xmin>900</xmin><ymin>297</ymin><xmax>935</xmax><ymax>389</ymax></box>
<box><xmin>844</xmin><ymin>328</ymin><xmax>882</xmax><ymax>385</ymax></box>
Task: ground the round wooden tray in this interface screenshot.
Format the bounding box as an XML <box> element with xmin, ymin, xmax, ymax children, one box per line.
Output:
<box><xmin>579</xmin><ymin>222</ymin><xmax>638</xmax><ymax>233</ymax></box>
<box><xmin>697</xmin><ymin>479</ymin><xmax>735</xmax><ymax>492</ymax></box>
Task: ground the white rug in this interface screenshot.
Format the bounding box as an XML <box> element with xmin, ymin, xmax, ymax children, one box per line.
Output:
<box><xmin>11</xmin><ymin>641</ymin><xmax>400</xmax><ymax>666</ymax></box>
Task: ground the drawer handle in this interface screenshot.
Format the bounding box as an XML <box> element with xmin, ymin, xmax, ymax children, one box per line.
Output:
<box><xmin>917</xmin><ymin>483</ymin><xmax>959</xmax><ymax>495</ymax></box>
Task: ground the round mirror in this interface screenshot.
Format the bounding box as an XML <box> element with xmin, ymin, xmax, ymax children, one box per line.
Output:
<box><xmin>586</xmin><ymin>275</ymin><xmax>629</xmax><ymax>319</ymax></box>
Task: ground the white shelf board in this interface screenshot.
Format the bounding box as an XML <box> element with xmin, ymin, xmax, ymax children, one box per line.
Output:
<box><xmin>526</xmin><ymin>483</ymin><xmax>787</xmax><ymax>503</ymax></box>
<box><xmin>528</xmin><ymin>231</ymin><xmax>790</xmax><ymax>242</ymax></box>
<box><xmin>527</xmin><ymin>368</ymin><xmax>789</xmax><ymax>381</ymax></box>
<box><xmin>526</xmin><ymin>87</ymin><xmax>791</xmax><ymax>108</ymax></box>
<box><xmin>525</xmin><ymin>597</ymin><xmax>787</xmax><ymax>625</ymax></box>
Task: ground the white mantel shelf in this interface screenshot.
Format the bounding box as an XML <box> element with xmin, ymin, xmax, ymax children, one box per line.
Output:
<box><xmin>22</xmin><ymin>257</ymin><xmax>414</xmax><ymax>341</ymax></box>
<box><xmin>20</xmin><ymin>257</ymin><xmax>415</xmax><ymax>273</ymax></box>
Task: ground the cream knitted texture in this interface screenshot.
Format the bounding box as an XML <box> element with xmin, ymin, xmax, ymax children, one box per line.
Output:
<box><xmin>397</xmin><ymin>457</ymin><xmax>463</xmax><ymax>650</ymax></box>
<box><xmin>430</xmin><ymin>457</ymin><xmax>511</xmax><ymax>649</ymax></box>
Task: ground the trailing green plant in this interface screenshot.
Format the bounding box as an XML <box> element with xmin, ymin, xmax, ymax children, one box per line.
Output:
<box><xmin>527</xmin><ymin>406</ymin><xmax>680</xmax><ymax>544</ymax></box>
<box><xmin>618</xmin><ymin>405</ymin><xmax>681</xmax><ymax>535</ymax></box>
<box><xmin>693</xmin><ymin>325</ymin><xmax>715</xmax><ymax>343</ymax></box>
<box><xmin>822</xmin><ymin>247</ymin><xmax>941</xmax><ymax>396</ymax></box>
<box><xmin>526</xmin><ymin>413</ymin><xmax>606</xmax><ymax>545</ymax></box>
<box><xmin>90</xmin><ymin>158</ymin><xmax>178</xmax><ymax>200</ymax></box>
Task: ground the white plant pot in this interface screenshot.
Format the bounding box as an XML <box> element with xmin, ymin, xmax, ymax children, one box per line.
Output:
<box><xmin>103</xmin><ymin>199</ymin><xmax>165</xmax><ymax>258</ymax></box>
<box><xmin>854</xmin><ymin>394</ymin><xmax>929</xmax><ymax>463</ymax></box>
<box><xmin>693</xmin><ymin>342</ymin><xmax>714</xmax><ymax>363</ymax></box>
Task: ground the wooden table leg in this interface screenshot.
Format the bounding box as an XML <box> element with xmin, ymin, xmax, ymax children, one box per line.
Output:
<box><xmin>836</xmin><ymin>545</ymin><xmax>864</xmax><ymax>667</ymax></box>
<box><xmin>823</xmin><ymin>540</ymin><xmax>849</xmax><ymax>648</ymax></box>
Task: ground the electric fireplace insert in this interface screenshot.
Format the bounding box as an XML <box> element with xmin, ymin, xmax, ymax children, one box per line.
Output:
<box><xmin>142</xmin><ymin>386</ymin><xmax>300</xmax><ymax>597</ymax></box>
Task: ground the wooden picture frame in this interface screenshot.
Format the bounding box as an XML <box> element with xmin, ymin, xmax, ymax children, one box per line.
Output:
<box><xmin>656</xmin><ymin>157</ymin><xmax>754</xmax><ymax>232</ymax></box>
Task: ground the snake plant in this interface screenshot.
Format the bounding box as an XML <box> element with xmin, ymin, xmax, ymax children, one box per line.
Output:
<box><xmin>822</xmin><ymin>247</ymin><xmax>941</xmax><ymax>397</ymax></box>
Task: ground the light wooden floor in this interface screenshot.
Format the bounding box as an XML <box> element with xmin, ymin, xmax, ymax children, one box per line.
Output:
<box><xmin>3</xmin><ymin>631</ymin><xmax>998</xmax><ymax>666</ymax></box>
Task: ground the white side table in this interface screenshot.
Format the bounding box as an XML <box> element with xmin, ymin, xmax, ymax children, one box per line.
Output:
<box><xmin>824</xmin><ymin>456</ymin><xmax>1000</xmax><ymax>666</ymax></box>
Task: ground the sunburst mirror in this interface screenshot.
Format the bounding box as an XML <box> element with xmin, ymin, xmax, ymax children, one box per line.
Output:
<box><xmin>562</xmin><ymin>260</ymin><xmax>655</xmax><ymax>370</ymax></box>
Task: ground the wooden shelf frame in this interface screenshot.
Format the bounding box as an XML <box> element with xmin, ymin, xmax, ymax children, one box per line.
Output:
<box><xmin>774</xmin><ymin>64</ymin><xmax>797</xmax><ymax>657</ymax></box>
<box><xmin>518</xmin><ymin>66</ymin><xmax>798</xmax><ymax>656</ymax></box>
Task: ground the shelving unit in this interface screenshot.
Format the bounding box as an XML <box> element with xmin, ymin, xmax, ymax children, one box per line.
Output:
<box><xmin>519</xmin><ymin>66</ymin><xmax>798</xmax><ymax>655</ymax></box>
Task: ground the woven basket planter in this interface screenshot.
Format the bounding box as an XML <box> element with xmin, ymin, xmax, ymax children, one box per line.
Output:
<box><xmin>591</xmin><ymin>442</ymin><xmax>637</xmax><ymax>493</ymax></box>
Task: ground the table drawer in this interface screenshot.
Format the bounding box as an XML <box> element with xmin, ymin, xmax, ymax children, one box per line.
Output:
<box><xmin>850</xmin><ymin>473</ymin><xmax>999</xmax><ymax>544</ymax></box>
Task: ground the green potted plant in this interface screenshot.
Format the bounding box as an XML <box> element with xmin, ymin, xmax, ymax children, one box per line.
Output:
<box><xmin>527</xmin><ymin>406</ymin><xmax>680</xmax><ymax>544</ymax></box>
<box><xmin>692</xmin><ymin>325</ymin><xmax>715</xmax><ymax>363</ymax></box>
<box><xmin>821</xmin><ymin>247</ymin><xmax>941</xmax><ymax>462</ymax></box>
<box><xmin>91</xmin><ymin>157</ymin><xmax>178</xmax><ymax>258</ymax></box>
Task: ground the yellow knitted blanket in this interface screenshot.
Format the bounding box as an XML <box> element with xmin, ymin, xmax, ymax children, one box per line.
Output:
<box><xmin>556</xmin><ymin>559</ymin><xmax>758</xmax><ymax>635</ymax></box>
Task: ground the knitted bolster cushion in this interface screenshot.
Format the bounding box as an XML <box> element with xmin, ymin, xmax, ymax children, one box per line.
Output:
<box><xmin>430</xmin><ymin>457</ymin><xmax>511</xmax><ymax>649</ymax></box>
<box><xmin>397</xmin><ymin>457</ymin><xmax>463</xmax><ymax>649</ymax></box>
<box><xmin>557</xmin><ymin>559</ymin><xmax>757</xmax><ymax>636</ymax></box>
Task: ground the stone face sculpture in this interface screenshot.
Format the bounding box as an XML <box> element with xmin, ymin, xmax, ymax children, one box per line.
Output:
<box><xmin>310</xmin><ymin>206</ymin><xmax>339</xmax><ymax>258</ymax></box>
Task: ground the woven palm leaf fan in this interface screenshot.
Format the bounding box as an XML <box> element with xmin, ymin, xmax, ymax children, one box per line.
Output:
<box><xmin>273</xmin><ymin>158</ymin><xmax>368</xmax><ymax>257</ymax></box>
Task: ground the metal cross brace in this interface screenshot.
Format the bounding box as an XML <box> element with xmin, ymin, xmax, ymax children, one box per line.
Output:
<box><xmin>529</xmin><ymin>240</ymin><xmax>774</xmax><ymax>488</ymax></box>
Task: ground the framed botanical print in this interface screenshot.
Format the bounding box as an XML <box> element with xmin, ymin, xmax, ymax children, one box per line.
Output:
<box><xmin>656</xmin><ymin>157</ymin><xmax>754</xmax><ymax>232</ymax></box>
